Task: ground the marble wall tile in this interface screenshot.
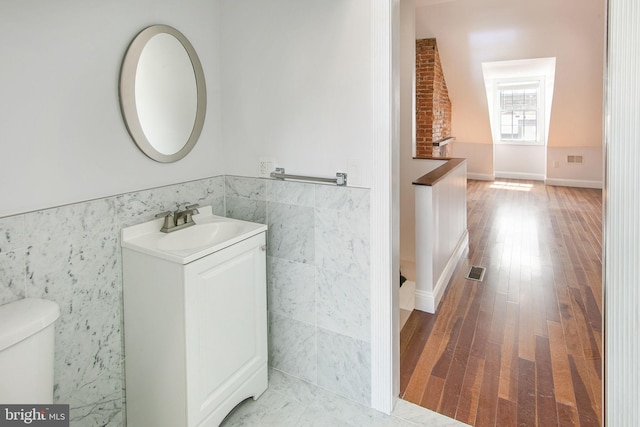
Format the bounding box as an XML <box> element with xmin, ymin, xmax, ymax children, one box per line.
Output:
<box><xmin>25</xmin><ymin>220</ymin><xmax>122</xmax><ymax>425</ymax></box>
<box><xmin>315</xmin><ymin>185</ymin><xmax>370</xmax><ymax>212</ymax></box>
<box><xmin>116</xmin><ymin>186</ymin><xmax>182</xmax><ymax>227</ymax></box>
<box><xmin>0</xmin><ymin>176</ymin><xmax>229</xmax><ymax>427</ymax></box>
<box><xmin>24</xmin><ymin>197</ymin><xmax>117</xmax><ymax>246</ymax></box>
<box><xmin>317</xmin><ymin>328</ymin><xmax>371</xmax><ymax>406</ymax></box>
<box><xmin>225</xmin><ymin>176</ymin><xmax>266</xmax><ymax>200</ymax></box>
<box><xmin>225</xmin><ymin>197</ymin><xmax>267</xmax><ymax>224</ymax></box>
<box><xmin>267</xmin><ymin>202</ymin><xmax>314</xmax><ymax>264</ymax></box>
<box><xmin>267</xmin><ymin>180</ymin><xmax>315</xmax><ymax>207</ymax></box>
<box><xmin>0</xmin><ymin>215</ymin><xmax>25</xmax><ymax>252</ymax></box>
<box><xmin>264</xmin><ymin>182</ymin><xmax>372</xmax><ymax>406</ymax></box>
<box><xmin>315</xmin><ymin>206</ymin><xmax>370</xmax><ymax>276</ymax></box>
<box><xmin>0</xmin><ymin>250</ymin><xmax>26</xmax><ymax>305</ymax></box>
<box><xmin>178</xmin><ymin>176</ymin><xmax>226</xmax><ymax>208</ymax></box>
<box><xmin>268</xmin><ymin>257</ymin><xmax>316</xmax><ymax>325</ymax></box>
<box><xmin>0</xmin><ymin>175</ymin><xmax>374</xmax><ymax>425</ymax></box>
<box><xmin>268</xmin><ymin>312</ymin><xmax>317</xmax><ymax>384</ymax></box>
<box><xmin>224</xmin><ymin>176</ymin><xmax>268</xmax><ymax>223</ymax></box>
<box><xmin>316</xmin><ymin>268</ymin><xmax>370</xmax><ymax>342</ymax></box>
<box><xmin>0</xmin><ymin>215</ymin><xmax>27</xmax><ymax>305</ymax></box>
<box><xmin>116</xmin><ymin>176</ymin><xmax>225</xmax><ymax>227</ymax></box>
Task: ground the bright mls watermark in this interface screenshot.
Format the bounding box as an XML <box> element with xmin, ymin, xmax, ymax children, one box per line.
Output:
<box><xmin>0</xmin><ymin>405</ymin><xmax>68</xmax><ymax>426</ymax></box>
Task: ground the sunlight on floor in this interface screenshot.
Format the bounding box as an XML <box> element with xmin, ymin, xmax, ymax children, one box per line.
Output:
<box><xmin>490</xmin><ymin>181</ymin><xmax>534</xmax><ymax>191</ymax></box>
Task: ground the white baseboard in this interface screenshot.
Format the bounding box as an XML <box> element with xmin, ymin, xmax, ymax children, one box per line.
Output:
<box><xmin>468</xmin><ymin>174</ymin><xmax>602</xmax><ymax>189</ymax></box>
<box><xmin>495</xmin><ymin>171</ymin><xmax>545</xmax><ymax>181</ymax></box>
<box><xmin>415</xmin><ymin>230</ymin><xmax>469</xmax><ymax>314</ymax></box>
<box><xmin>545</xmin><ymin>178</ymin><xmax>603</xmax><ymax>189</ymax></box>
<box><xmin>467</xmin><ymin>172</ymin><xmax>494</xmax><ymax>181</ymax></box>
<box><xmin>415</xmin><ymin>289</ymin><xmax>435</xmax><ymax>314</ymax></box>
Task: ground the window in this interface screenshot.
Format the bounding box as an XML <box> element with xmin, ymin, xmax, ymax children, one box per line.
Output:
<box><xmin>496</xmin><ymin>81</ymin><xmax>543</xmax><ymax>144</ymax></box>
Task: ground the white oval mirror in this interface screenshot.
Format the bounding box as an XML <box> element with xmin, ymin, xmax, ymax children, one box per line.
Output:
<box><xmin>119</xmin><ymin>25</ymin><xmax>207</xmax><ymax>162</ymax></box>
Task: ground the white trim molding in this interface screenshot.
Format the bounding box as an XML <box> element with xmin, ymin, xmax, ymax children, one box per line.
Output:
<box><xmin>545</xmin><ymin>178</ymin><xmax>603</xmax><ymax>189</ymax></box>
<box><xmin>605</xmin><ymin>1</ymin><xmax>640</xmax><ymax>425</ymax></box>
<box><xmin>494</xmin><ymin>171</ymin><xmax>545</xmax><ymax>181</ymax></box>
<box><xmin>467</xmin><ymin>172</ymin><xmax>495</xmax><ymax>181</ymax></box>
<box><xmin>370</xmin><ymin>0</ymin><xmax>399</xmax><ymax>415</ymax></box>
<box><xmin>415</xmin><ymin>230</ymin><xmax>469</xmax><ymax>312</ymax></box>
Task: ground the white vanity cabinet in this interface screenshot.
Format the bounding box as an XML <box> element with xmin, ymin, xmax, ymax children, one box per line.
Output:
<box><xmin>122</xmin><ymin>217</ymin><xmax>267</xmax><ymax>427</ymax></box>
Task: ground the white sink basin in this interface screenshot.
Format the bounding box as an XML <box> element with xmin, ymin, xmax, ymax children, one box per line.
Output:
<box><xmin>121</xmin><ymin>206</ymin><xmax>267</xmax><ymax>264</ymax></box>
<box><xmin>157</xmin><ymin>222</ymin><xmax>246</xmax><ymax>251</ymax></box>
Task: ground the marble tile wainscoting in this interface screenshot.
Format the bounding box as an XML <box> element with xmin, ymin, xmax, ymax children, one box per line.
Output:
<box><xmin>225</xmin><ymin>176</ymin><xmax>372</xmax><ymax>406</ymax></box>
<box><xmin>0</xmin><ymin>174</ymin><xmax>372</xmax><ymax>425</ymax></box>
<box><xmin>0</xmin><ymin>176</ymin><xmax>226</xmax><ymax>425</ymax></box>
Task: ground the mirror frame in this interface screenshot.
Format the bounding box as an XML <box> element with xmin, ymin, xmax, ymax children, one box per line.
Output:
<box><xmin>119</xmin><ymin>24</ymin><xmax>207</xmax><ymax>163</ymax></box>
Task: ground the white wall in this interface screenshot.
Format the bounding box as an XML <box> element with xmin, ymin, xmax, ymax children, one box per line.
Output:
<box><xmin>219</xmin><ymin>1</ymin><xmax>398</xmax><ymax>412</ymax></box>
<box><xmin>494</xmin><ymin>144</ymin><xmax>546</xmax><ymax>181</ymax></box>
<box><xmin>414</xmin><ymin>0</ymin><xmax>605</xmax><ymax>182</ymax></box>
<box><xmin>546</xmin><ymin>146</ymin><xmax>603</xmax><ymax>188</ymax></box>
<box><xmin>1</xmin><ymin>0</ymin><xmax>397</xmax><ymax>412</ymax></box>
<box><xmin>219</xmin><ymin>0</ymin><xmax>373</xmax><ymax>187</ymax></box>
<box><xmin>0</xmin><ymin>0</ymin><xmax>225</xmax><ymax>218</ymax></box>
<box><xmin>450</xmin><ymin>142</ymin><xmax>493</xmax><ymax>180</ymax></box>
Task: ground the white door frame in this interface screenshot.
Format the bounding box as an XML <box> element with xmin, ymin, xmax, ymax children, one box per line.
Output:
<box><xmin>370</xmin><ymin>0</ymin><xmax>400</xmax><ymax>414</ymax></box>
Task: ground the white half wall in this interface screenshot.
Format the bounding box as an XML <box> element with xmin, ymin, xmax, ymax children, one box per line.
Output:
<box><xmin>414</xmin><ymin>161</ymin><xmax>468</xmax><ymax>313</ymax></box>
<box><xmin>399</xmin><ymin>159</ymin><xmax>445</xmax><ymax>278</ymax></box>
<box><xmin>0</xmin><ymin>0</ymin><xmax>225</xmax><ymax>217</ymax></box>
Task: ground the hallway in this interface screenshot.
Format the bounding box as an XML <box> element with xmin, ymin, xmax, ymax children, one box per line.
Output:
<box><xmin>400</xmin><ymin>180</ymin><xmax>602</xmax><ymax>426</ymax></box>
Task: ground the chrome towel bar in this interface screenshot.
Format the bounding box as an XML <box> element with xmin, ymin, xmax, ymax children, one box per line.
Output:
<box><xmin>270</xmin><ymin>168</ymin><xmax>347</xmax><ymax>186</ymax></box>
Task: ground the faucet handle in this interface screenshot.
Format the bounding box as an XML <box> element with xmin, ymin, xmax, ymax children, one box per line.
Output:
<box><xmin>155</xmin><ymin>211</ymin><xmax>173</xmax><ymax>219</ymax></box>
<box><xmin>155</xmin><ymin>211</ymin><xmax>175</xmax><ymax>232</ymax></box>
<box><xmin>185</xmin><ymin>203</ymin><xmax>200</xmax><ymax>214</ymax></box>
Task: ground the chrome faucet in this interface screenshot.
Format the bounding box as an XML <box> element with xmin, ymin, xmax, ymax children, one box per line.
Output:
<box><xmin>155</xmin><ymin>203</ymin><xmax>200</xmax><ymax>233</ymax></box>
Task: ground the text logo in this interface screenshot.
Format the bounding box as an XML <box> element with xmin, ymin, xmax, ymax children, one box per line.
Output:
<box><xmin>0</xmin><ymin>405</ymin><xmax>69</xmax><ymax>426</ymax></box>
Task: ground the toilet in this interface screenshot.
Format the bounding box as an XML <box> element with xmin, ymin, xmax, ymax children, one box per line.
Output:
<box><xmin>0</xmin><ymin>298</ymin><xmax>60</xmax><ymax>404</ymax></box>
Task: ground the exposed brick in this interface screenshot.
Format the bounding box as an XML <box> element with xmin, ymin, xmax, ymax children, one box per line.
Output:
<box><xmin>415</xmin><ymin>38</ymin><xmax>451</xmax><ymax>158</ymax></box>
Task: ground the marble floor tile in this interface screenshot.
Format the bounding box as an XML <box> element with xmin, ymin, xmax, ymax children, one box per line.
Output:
<box><xmin>221</xmin><ymin>369</ymin><xmax>470</xmax><ymax>427</ymax></box>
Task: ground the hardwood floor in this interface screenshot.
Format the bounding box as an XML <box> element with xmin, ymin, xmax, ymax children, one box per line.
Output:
<box><xmin>400</xmin><ymin>179</ymin><xmax>602</xmax><ymax>427</ymax></box>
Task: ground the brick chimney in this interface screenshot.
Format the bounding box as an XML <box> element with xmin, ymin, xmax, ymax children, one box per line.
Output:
<box><xmin>415</xmin><ymin>38</ymin><xmax>452</xmax><ymax>158</ymax></box>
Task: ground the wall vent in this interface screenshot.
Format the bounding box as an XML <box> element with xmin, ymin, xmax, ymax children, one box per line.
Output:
<box><xmin>567</xmin><ymin>155</ymin><xmax>584</xmax><ymax>164</ymax></box>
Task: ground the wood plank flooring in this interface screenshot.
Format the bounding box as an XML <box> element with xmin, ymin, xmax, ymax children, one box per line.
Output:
<box><xmin>400</xmin><ymin>179</ymin><xmax>602</xmax><ymax>427</ymax></box>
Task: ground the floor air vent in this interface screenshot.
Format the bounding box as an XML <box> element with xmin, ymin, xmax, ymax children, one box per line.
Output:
<box><xmin>466</xmin><ymin>266</ymin><xmax>486</xmax><ymax>282</ymax></box>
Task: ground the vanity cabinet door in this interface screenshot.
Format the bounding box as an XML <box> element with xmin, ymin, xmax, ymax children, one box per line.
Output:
<box><xmin>183</xmin><ymin>232</ymin><xmax>267</xmax><ymax>427</ymax></box>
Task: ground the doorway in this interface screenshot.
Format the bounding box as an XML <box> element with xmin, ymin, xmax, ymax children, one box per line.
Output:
<box><xmin>397</xmin><ymin>0</ymin><xmax>606</xmax><ymax>424</ymax></box>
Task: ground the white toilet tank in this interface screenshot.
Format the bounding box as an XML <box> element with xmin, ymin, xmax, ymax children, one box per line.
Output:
<box><xmin>0</xmin><ymin>298</ymin><xmax>60</xmax><ymax>404</ymax></box>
